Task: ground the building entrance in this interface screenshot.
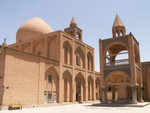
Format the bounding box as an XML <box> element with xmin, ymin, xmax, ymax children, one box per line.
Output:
<box><xmin>76</xmin><ymin>85</ymin><xmax>81</xmax><ymax>102</ymax></box>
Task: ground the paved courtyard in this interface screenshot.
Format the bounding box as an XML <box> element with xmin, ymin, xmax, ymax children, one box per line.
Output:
<box><xmin>1</xmin><ymin>103</ymin><xmax>150</xmax><ymax>113</ymax></box>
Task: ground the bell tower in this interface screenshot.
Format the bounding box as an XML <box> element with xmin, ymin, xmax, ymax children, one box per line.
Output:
<box><xmin>99</xmin><ymin>14</ymin><xmax>143</xmax><ymax>104</ymax></box>
<box><xmin>112</xmin><ymin>15</ymin><xmax>126</xmax><ymax>38</ymax></box>
<box><xmin>64</xmin><ymin>17</ymin><xmax>82</xmax><ymax>41</ymax></box>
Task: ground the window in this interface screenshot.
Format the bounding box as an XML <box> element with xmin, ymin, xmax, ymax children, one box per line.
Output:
<box><xmin>48</xmin><ymin>75</ymin><xmax>52</xmax><ymax>83</ymax></box>
<box><xmin>108</xmin><ymin>86</ymin><xmax>111</xmax><ymax>91</ymax></box>
<box><xmin>76</xmin><ymin>54</ymin><xmax>80</xmax><ymax>66</ymax></box>
<box><xmin>76</xmin><ymin>32</ymin><xmax>81</xmax><ymax>40</ymax></box>
<box><xmin>96</xmin><ymin>83</ymin><xmax>98</xmax><ymax>89</ymax></box>
<box><xmin>48</xmin><ymin>93</ymin><xmax>52</xmax><ymax>103</ymax></box>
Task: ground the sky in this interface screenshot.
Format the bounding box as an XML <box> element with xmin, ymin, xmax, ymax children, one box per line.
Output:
<box><xmin>0</xmin><ymin>0</ymin><xmax>150</xmax><ymax>71</ymax></box>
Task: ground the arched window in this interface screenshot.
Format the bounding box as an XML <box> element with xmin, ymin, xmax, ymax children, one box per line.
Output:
<box><xmin>63</xmin><ymin>41</ymin><xmax>72</xmax><ymax>65</ymax></box>
<box><xmin>68</xmin><ymin>31</ymin><xmax>73</xmax><ymax>36</ymax></box>
<box><xmin>64</xmin><ymin>47</ymin><xmax>68</xmax><ymax>64</ymax></box>
<box><xmin>48</xmin><ymin>75</ymin><xmax>52</xmax><ymax>83</ymax></box>
<box><xmin>87</xmin><ymin>52</ymin><xmax>93</xmax><ymax>71</ymax></box>
<box><xmin>96</xmin><ymin>82</ymin><xmax>98</xmax><ymax>89</ymax></box>
<box><xmin>75</xmin><ymin>47</ymin><xmax>85</xmax><ymax>68</ymax></box>
<box><xmin>76</xmin><ymin>53</ymin><xmax>80</xmax><ymax>66</ymax></box>
<box><xmin>105</xmin><ymin>44</ymin><xmax>128</xmax><ymax>67</ymax></box>
<box><xmin>76</xmin><ymin>32</ymin><xmax>81</xmax><ymax>40</ymax></box>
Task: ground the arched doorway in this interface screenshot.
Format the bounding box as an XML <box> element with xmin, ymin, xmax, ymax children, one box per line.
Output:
<box><xmin>105</xmin><ymin>71</ymin><xmax>131</xmax><ymax>103</ymax></box>
<box><xmin>75</xmin><ymin>72</ymin><xmax>86</xmax><ymax>102</ymax></box>
<box><xmin>63</xmin><ymin>70</ymin><xmax>72</xmax><ymax>102</ymax></box>
<box><xmin>88</xmin><ymin>76</ymin><xmax>94</xmax><ymax>100</ymax></box>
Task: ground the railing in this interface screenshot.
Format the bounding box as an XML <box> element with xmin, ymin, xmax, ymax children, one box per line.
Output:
<box><xmin>106</xmin><ymin>59</ymin><xmax>129</xmax><ymax>67</ymax></box>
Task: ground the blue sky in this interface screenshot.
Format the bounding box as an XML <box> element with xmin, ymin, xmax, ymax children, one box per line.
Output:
<box><xmin>0</xmin><ymin>0</ymin><xmax>150</xmax><ymax>71</ymax></box>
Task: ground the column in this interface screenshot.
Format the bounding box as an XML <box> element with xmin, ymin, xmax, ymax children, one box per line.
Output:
<box><xmin>131</xmin><ymin>85</ymin><xmax>138</xmax><ymax>104</ymax></box>
<box><xmin>93</xmin><ymin>76</ymin><xmax>96</xmax><ymax>101</ymax></box>
<box><xmin>72</xmin><ymin>76</ymin><xmax>76</xmax><ymax>103</ymax></box>
<box><xmin>67</xmin><ymin>80</ymin><xmax>70</xmax><ymax>102</ymax></box>
<box><xmin>81</xmin><ymin>84</ymin><xmax>83</xmax><ymax>102</ymax></box>
<box><xmin>85</xmin><ymin>79</ymin><xmax>88</xmax><ymax>102</ymax></box>
<box><xmin>72</xmin><ymin>40</ymin><xmax>76</xmax><ymax>103</ymax></box>
<box><xmin>139</xmin><ymin>86</ymin><xmax>144</xmax><ymax>102</ymax></box>
<box><xmin>101</xmin><ymin>85</ymin><xmax>106</xmax><ymax>104</ymax></box>
<box><xmin>112</xmin><ymin>87</ymin><xmax>115</xmax><ymax>102</ymax></box>
<box><xmin>90</xmin><ymin>83</ymin><xmax>92</xmax><ymax>100</ymax></box>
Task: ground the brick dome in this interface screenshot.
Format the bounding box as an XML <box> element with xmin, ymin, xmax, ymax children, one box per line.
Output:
<box><xmin>16</xmin><ymin>17</ymin><xmax>53</xmax><ymax>42</ymax></box>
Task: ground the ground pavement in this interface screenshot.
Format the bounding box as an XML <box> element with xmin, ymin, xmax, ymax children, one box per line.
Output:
<box><xmin>1</xmin><ymin>102</ymin><xmax>150</xmax><ymax>113</ymax></box>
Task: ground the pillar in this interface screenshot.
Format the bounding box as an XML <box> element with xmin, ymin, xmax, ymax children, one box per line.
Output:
<box><xmin>101</xmin><ymin>86</ymin><xmax>106</xmax><ymax>103</ymax></box>
<box><xmin>85</xmin><ymin>79</ymin><xmax>88</xmax><ymax>102</ymax></box>
<box><xmin>72</xmin><ymin>76</ymin><xmax>76</xmax><ymax>103</ymax></box>
<box><xmin>131</xmin><ymin>85</ymin><xmax>138</xmax><ymax>104</ymax></box>
<box><xmin>81</xmin><ymin>84</ymin><xmax>83</xmax><ymax>102</ymax></box>
<box><xmin>139</xmin><ymin>86</ymin><xmax>144</xmax><ymax>102</ymax></box>
<box><xmin>112</xmin><ymin>87</ymin><xmax>115</xmax><ymax>102</ymax></box>
<box><xmin>93</xmin><ymin>76</ymin><xmax>96</xmax><ymax>101</ymax></box>
<box><xmin>67</xmin><ymin>80</ymin><xmax>70</xmax><ymax>102</ymax></box>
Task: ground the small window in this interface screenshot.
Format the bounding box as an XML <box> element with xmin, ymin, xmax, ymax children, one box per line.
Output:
<box><xmin>108</xmin><ymin>87</ymin><xmax>111</xmax><ymax>91</ymax></box>
<box><xmin>76</xmin><ymin>32</ymin><xmax>81</xmax><ymax>40</ymax></box>
<box><xmin>48</xmin><ymin>75</ymin><xmax>52</xmax><ymax>83</ymax></box>
<box><xmin>96</xmin><ymin>83</ymin><xmax>98</xmax><ymax>89</ymax></box>
<box><xmin>76</xmin><ymin>54</ymin><xmax>80</xmax><ymax>66</ymax></box>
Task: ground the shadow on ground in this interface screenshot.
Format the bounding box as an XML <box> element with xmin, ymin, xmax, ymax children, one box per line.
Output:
<box><xmin>84</xmin><ymin>102</ymin><xmax>150</xmax><ymax>107</ymax></box>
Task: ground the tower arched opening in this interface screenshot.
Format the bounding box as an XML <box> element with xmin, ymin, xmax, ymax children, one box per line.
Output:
<box><xmin>105</xmin><ymin>43</ymin><xmax>129</xmax><ymax>67</ymax></box>
<box><xmin>105</xmin><ymin>71</ymin><xmax>131</xmax><ymax>102</ymax></box>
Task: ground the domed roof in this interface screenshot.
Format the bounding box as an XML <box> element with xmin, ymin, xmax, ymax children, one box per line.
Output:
<box><xmin>16</xmin><ymin>17</ymin><xmax>53</xmax><ymax>42</ymax></box>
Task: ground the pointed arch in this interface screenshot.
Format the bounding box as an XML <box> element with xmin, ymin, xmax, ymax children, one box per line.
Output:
<box><xmin>62</xmin><ymin>70</ymin><xmax>72</xmax><ymax>102</ymax></box>
<box><xmin>87</xmin><ymin>52</ymin><xmax>93</xmax><ymax>71</ymax></box>
<box><xmin>75</xmin><ymin>72</ymin><xmax>86</xmax><ymax>102</ymax></box>
<box><xmin>75</xmin><ymin>47</ymin><xmax>85</xmax><ymax>68</ymax></box>
<box><xmin>48</xmin><ymin>38</ymin><xmax>57</xmax><ymax>59</ymax></box>
<box><xmin>63</xmin><ymin>41</ymin><xmax>72</xmax><ymax>65</ymax></box>
<box><xmin>105</xmin><ymin>71</ymin><xmax>131</xmax><ymax>84</ymax></box>
<box><xmin>104</xmin><ymin>42</ymin><xmax>129</xmax><ymax>67</ymax></box>
<box><xmin>45</xmin><ymin>66</ymin><xmax>59</xmax><ymax>103</ymax></box>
